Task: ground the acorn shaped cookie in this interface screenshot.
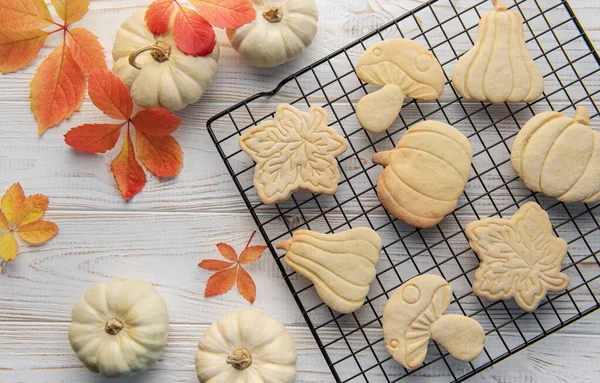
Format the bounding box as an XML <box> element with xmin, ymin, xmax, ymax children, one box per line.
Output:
<box><xmin>372</xmin><ymin>121</ymin><xmax>472</xmax><ymax>228</ymax></box>
<box><xmin>452</xmin><ymin>0</ymin><xmax>544</xmax><ymax>103</ymax></box>
<box><xmin>511</xmin><ymin>106</ymin><xmax>600</xmax><ymax>203</ymax></box>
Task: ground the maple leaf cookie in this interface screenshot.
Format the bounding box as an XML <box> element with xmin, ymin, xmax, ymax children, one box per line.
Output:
<box><xmin>239</xmin><ymin>104</ymin><xmax>348</xmax><ymax>204</ymax></box>
<box><xmin>466</xmin><ymin>202</ymin><xmax>569</xmax><ymax>312</ymax></box>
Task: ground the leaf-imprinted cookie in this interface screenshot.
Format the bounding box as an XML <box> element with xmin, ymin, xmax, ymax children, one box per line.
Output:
<box><xmin>383</xmin><ymin>274</ymin><xmax>485</xmax><ymax>369</ymax></box>
<box><xmin>466</xmin><ymin>202</ymin><xmax>569</xmax><ymax>312</ymax></box>
<box><xmin>452</xmin><ymin>0</ymin><xmax>544</xmax><ymax>103</ymax></box>
<box><xmin>239</xmin><ymin>104</ymin><xmax>348</xmax><ymax>204</ymax></box>
<box><xmin>511</xmin><ymin>106</ymin><xmax>600</xmax><ymax>203</ymax></box>
<box><xmin>276</xmin><ymin>227</ymin><xmax>382</xmax><ymax>314</ymax></box>
<box><xmin>372</xmin><ymin>120</ymin><xmax>472</xmax><ymax>228</ymax></box>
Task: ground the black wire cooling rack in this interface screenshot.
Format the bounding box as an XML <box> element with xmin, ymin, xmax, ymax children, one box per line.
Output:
<box><xmin>207</xmin><ymin>0</ymin><xmax>600</xmax><ymax>381</ymax></box>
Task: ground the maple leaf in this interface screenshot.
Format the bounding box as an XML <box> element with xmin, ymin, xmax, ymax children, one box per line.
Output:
<box><xmin>0</xmin><ymin>183</ymin><xmax>58</xmax><ymax>262</ymax></box>
<box><xmin>190</xmin><ymin>0</ymin><xmax>255</xmax><ymax>29</ymax></box>
<box><xmin>0</xmin><ymin>0</ymin><xmax>106</xmax><ymax>134</ymax></box>
<box><xmin>64</xmin><ymin>70</ymin><xmax>183</xmax><ymax>200</ymax></box>
<box><xmin>466</xmin><ymin>202</ymin><xmax>570</xmax><ymax>312</ymax></box>
<box><xmin>199</xmin><ymin>231</ymin><xmax>267</xmax><ymax>303</ymax></box>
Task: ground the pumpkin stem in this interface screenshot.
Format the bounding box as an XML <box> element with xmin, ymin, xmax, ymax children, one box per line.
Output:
<box><xmin>128</xmin><ymin>40</ymin><xmax>171</xmax><ymax>70</ymax></box>
<box><xmin>105</xmin><ymin>318</ymin><xmax>124</xmax><ymax>335</ymax></box>
<box><xmin>226</xmin><ymin>348</ymin><xmax>252</xmax><ymax>370</ymax></box>
<box><xmin>492</xmin><ymin>0</ymin><xmax>507</xmax><ymax>11</ymax></box>
<box><xmin>574</xmin><ymin>106</ymin><xmax>590</xmax><ymax>125</ymax></box>
<box><xmin>263</xmin><ymin>5</ymin><xmax>283</xmax><ymax>23</ymax></box>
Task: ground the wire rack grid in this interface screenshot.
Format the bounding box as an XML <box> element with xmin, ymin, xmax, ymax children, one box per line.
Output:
<box><xmin>207</xmin><ymin>0</ymin><xmax>600</xmax><ymax>381</ymax></box>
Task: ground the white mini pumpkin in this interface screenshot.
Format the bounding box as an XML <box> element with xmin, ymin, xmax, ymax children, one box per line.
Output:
<box><xmin>112</xmin><ymin>10</ymin><xmax>219</xmax><ymax>111</ymax></box>
<box><xmin>68</xmin><ymin>279</ymin><xmax>169</xmax><ymax>378</ymax></box>
<box><xmin>195</xmin><ymin>309</ymin><xmax>297</xmax><ymax>382</ymax></box>
<box><xmin>226</xmin><ymin>0</ymin><xmax>319</xmax><ymax>67</ymax></box>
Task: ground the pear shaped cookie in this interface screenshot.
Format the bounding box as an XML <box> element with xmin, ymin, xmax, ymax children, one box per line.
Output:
<box><xmin>372</xmin><ymin>121</ymin><xmax>472</xmax><ymax>228</ymax></box>
<box><xmin>511</xmin><ymin>106</ymin><xmax>600</xmax><ymax>203</ymax></box>
<box><xmin>276</xmin><ymin>227</ymin><xmax>381</xmax><ymax>314</ymax></box>
<box><xmin>356</xmin><ymin>38</ymin><xmax>445</xmax><ymax>132</ymax></box>
<box><xmin>452</xmin><ymin>0</ymin><xmax>544</xmax><ymax>103</ymax></box>
<box><xmin>383</xmin><ymin>274</ymin><xmax>485</xmax><ymax>369</ymax></box>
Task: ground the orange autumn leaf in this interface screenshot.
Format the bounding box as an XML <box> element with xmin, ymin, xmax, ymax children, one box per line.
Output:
<box><xmin>173</xmin><ymin>6</ymin><xmax>215</xmax><ymax>57</ymax></box>
<box><xmin>110</xmin><ymin>131</ymin><xmax>146</xmax><ymax>201</ymax></box>
<box><xmin>190</xmin><ymin>0</ymin><xmax>255</xmax><ymax>29</ymax></box>
<box><xmin>51</xmin><ymin>0</ymin><xmax>89</xmax><ymax>24</ymax></box>
<box><xmin>30</xmin><ymin>43</ymin><xmax>86</xmax><ymax>135</ymax></box>
<box><xmin>135</xmin><ymin>133</ymin><xmax>183</xmax><ymax>177</ymax></box>
<box><xmin>0</xmin><ymin>0</ymin><xmax>52</xmax><ymax>31</ymax></box>
<box><xmin>0</xmin><ymin>183</ymin><xmax>58</xmax><ymax>262</ymax></box>
<box><xmin>200</xmin><ymin>232</ymin><xmax>266</xmax><ymax>303</ymax></box>
<box><xmin>88</xmin><ymin>70</ymin><xmax>133</xmax><ymax>120</ymax></box>
<box><xmin>131</xmin><ymin>108</ymin><xmax>181</xmax><ymax>136</ymax></box>
<box><xmin>64</xmin><ymin>123</ymin><xmax>124</xmax><ymax>153</ymax></box>
<box><xmin>145</xmin><ymin>0</ymin><xmax>175</xmax><ymax>36</ymax></box>
<box><xmin>0</xmin><ymin>30</ymin><xmax>48</xmax><ymax>74</ymax></box>
<box><xmin>67</xmin><ymin>28</ymin><xmax>107</xmax><ymax>73</ymax></box>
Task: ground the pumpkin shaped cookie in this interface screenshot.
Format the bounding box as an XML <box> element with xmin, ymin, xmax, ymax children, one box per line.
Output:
<box><xmin>372</xmin><ymin>121</ymin><xmax>472</xmax><ymax>228</ymax></box>
<box><xmin>511</xmin><ymin>106</ymin><xmax>600</xmax><ymax>203</ymax></box>
<box><xmin>452</xmin><ymin>0</ymin><xmax>544</xmax><ymax>103</ymax></box>
<box><xmin>355</xmin><ymin>38</ymin><xmax>445</xmax><ymax>132</ymax></box>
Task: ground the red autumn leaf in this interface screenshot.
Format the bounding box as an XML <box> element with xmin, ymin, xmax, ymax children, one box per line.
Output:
<box><xmin>110</xmin><ymin>130</ymin><xmax>146</xmax><ymax>200</ymax></box>
<box><xmin>173</xmin><ymin>6</ymin><xmax>216</xmax><ymax>57</ymax></box>
<box><xmin>0</xmin><ymin>0</ymin><xmax>52</xmax><ymax>31</ymax></box>
<box><xmin>239</xmin><ymin>245</ymin><xmax>267</xmax><ymax>264</ymax></box>
<box><xmin>216</xmin><ymin>243</ymin><xmax>238</xmax><ymax>262</ymax></box>
<box><xmin>190</xmin><ymin>0</ymin><xmax>255</xmax><ymax>29</ymax></box>
<box><xmin>0</xmin><ymin>30</ymin><xmax>48</xmax><ymax>74</ymax></box>
<box><xmin>145</xmin><ymin>0</ymin><xmax>175</xmax><ymax>36</ymax></box>
<box><xmin>65</xmin><ymin>123</ymin><xmax>124</xmax><ymax>153</ymax></box>
<box><xmin>67</xmin><ymin>28</ymin><xmax>107</xmax><ymax>73</ymax></box>
<box><xmin>237</xmin><ymin>266</ymin><xmax>256</xmax><ymax>303</ymax></box>
<box><xmin>205</xmin><ymin>267</ymin><xmax>237</xmax><ymax>297</ymax></box>
<box><xmin>51</xmin><ymin>0</ymin><xmax>89</xmax><ymax>24</ymax></box>
<box><xmin>135</xmin><ymin>132</ymin><xmax>183</xmax><ymax>177</ymax></box>
<box><xmin>30</xmin><ymin>43</ymin><xmax>86</xmax><ymax>135</ymax></box>
<box><xmin>88</xmin><ymin>70</ymin><xmax>133</xmax><ymax>120</ymax></box>
<box><xmin>131</xmin><ymin>108</ymin><xmax>182</xmax><ymax>136</ymax></box>
<box><xmin>199</xmin><ymin>259</ymin><xmax>234</xmax><ymax>271</ymax></box>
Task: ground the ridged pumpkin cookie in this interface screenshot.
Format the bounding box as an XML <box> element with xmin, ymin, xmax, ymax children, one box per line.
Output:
<box><xmin>372</xmin><ymin>121</ymin><xmax>472</xmax><ymax>228</ymax></box>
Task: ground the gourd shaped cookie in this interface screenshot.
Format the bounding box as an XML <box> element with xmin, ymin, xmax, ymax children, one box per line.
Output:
<box><xmin>511</xmin><ymin>106</ymin><xmax>600</xmax><ymax>203</ymax></box>
<box><xmin>355</xmin><ymin>38</ymin><xmax>445</xmax><ymax>132</ymax></box>
<box><xmin>383</xmin><ymin>274</ymin><xmax>485</xmax><ymax>369</ymax></box>
<box><xmin>239</xmin><ymin>104</ymin><xmax>348</xmax><ymax>204</ymax></box>
<box><xmin>466</xmin><ymin>202</ymin><xmax>569</xmax><ymax>312</ymax></box>
<box><xmin>372</xmin><ymin>121</ymin><xmax>472</xmax><ymax>228</ymax></box>
<box><xmin>276</xmin><ymin>227</ymin><xmax>381</xmax><ymax>313</ymax></box>
<box><xmin>452</xmin><ymin>0</ymin><xmax>544</xmax><ymax>103</ymax></box>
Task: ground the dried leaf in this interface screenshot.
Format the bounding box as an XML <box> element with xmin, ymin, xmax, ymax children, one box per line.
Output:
<box><xmin>30</xmin><ymin>44</ymin><xmax>86</xmax><ymax>135</ymax></box>
<box><xmin>110</xmin><ymin>131</ymin><xmax>147</xmax><ymax>200</ymax></box>
<box><xmin>199</xmin><ymin>259</ymin><xmax>234</xmax><ymax>271</ymax></box>
<box><xmin>135</xmin><ymin>132</ymin><xmax>183</xmax><ymax>178</ymax></box>
<box><xmin>239</xmin><ymin>245</ymin><xmax>267</xmax><ymax>264</ymax></box>
<box><xmin>0</xmin><ymin>30</ymin><xmax>48</xmax><ymax>74</ymax></box>
<box><xmin>51</xmin><ymin>0</ymin><xmax>89</xmax><ymax>24</ymax></box>
<box><xmin>216</xmin><ymin>243</ymin><xmax>238</xmax><ymax>262</ymax></box>
<box><xmin>15</xmin><ymin>194</ymin><xmax>48</xmax><ymax>227</ymax></box>
<box><xmin>131</xmin><ymin>108</ymin><xmax>182</xmax><ymax>137</ymax></box>
<box><xmin>145</xmin><ymin>0</ymin><xmax>175</xmax><ymax>36</ymax></box>
<box><xmin>0</xmin><ymin>233</ymin><xmax>18</xmax><ymax>261</ymax></box>
<box><xmin>237</xmin><ymin>266</ymin><xmax>256</xmax><ymax>303</ymax></box>
<box><xmin>1</xmin><ymin>183</ymin><xmax>25</xmax><ymax>225</ymax></box>
<box><xmin>0</xmin><ymin>211</ymin><xmax>8</xmax><ymax>231</ymax></box>
<box><xmin>205</xmin><ymin>267</ymin><xmax>237</xmax><ymax>297</ymax></box>
<box><xmin>16</xmin><ymin>220</ymin><xmax>58</xmax><ymax>244</ymax></box>
<box><xmin>173</xmin><ymin>6</ymin><xmax>216</xmax><ymax>57</ymax></box>
<box><xmin>88</xmin><ymin>70</ymin><xmax>133</xmax><ymax>120</ymax></box>
<box><xmin>67</xmin><ymin>28</ymin><xmax>107</xmax><ymax>73</ymax></box>
<box><xmin>65</xmin><ymin>123</ymin><xmax>123</xmax><ymax>153</ymax></box>
<box><xmin>191</xmin><ymin>0</ymin><xmax>255</xmax><ymax>29</ymax></box>
<box><xmin>0</xmin><ymin>0</ymin><xmax>52</xmax><ymax>31</ymax></box>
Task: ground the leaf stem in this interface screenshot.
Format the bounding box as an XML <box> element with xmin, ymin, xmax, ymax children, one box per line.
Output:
<box><xmin>245</xmin><ymin>231</ymin><xmax>256</xmax><ymax>249</ymax></box>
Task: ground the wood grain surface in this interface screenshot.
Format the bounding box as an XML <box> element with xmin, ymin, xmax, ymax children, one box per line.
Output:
<box><xmin>0</xmin><ymin>0</ymin><xmax>599</xmax><ymax>382</ymax></box>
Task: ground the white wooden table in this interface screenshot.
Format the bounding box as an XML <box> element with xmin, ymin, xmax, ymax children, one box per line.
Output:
<box><xmin>1</xmin><ymin>0</ymin><xmax>599</xmax><ymax>382</ymax></box>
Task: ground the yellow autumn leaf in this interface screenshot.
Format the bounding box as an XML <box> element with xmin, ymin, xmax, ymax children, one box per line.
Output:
<box><xmin>0</xmin><ymin>211</ymin><xmax>8</xmax><ymax>231</ymax></box>
<box><xmin>0</xmin><ymin>232</ymin><xmax>18</xmax><ymax>261</ymax></box>
<box><xmin>1</xmin><ymin>183</ymin><xmax>25</xmax><ymax>225</ymax></box>
<box><xmin>17</xmin><ymin>220</ymin><xmax>58</xmax><ymax>244</ymax></box>
<box><xmin>15</xmin><ymin>194</ymin><xmax>48</xmax><ymax>226</ymax></box>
